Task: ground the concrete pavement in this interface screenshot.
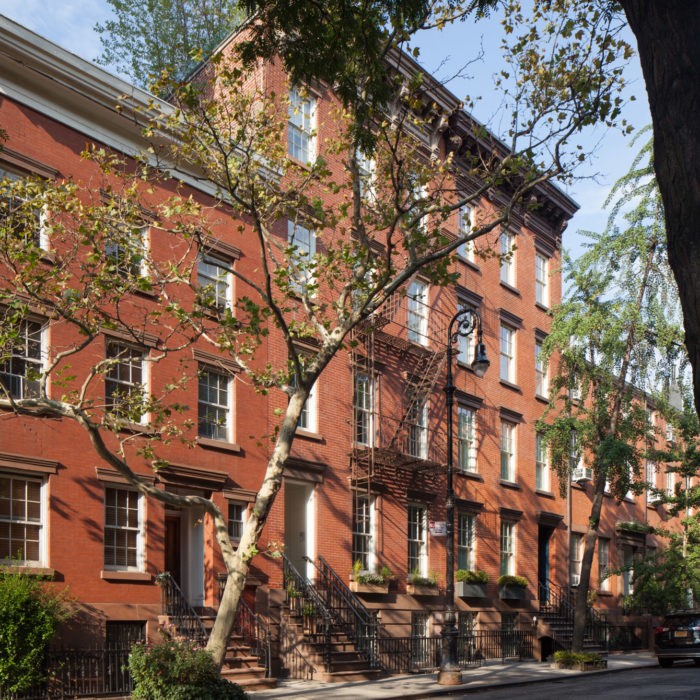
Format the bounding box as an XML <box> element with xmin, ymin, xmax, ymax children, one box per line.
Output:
<box><xmin>248</xmin><ymin>651</ymin><xmax>657</xmax><ymax>699</ymax></box>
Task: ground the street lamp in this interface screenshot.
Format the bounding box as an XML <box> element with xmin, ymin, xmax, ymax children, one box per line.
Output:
<box><xmin>438</xmin><ymin>307</ymin><xmax>489</xmax><ymax>686</ymax></box>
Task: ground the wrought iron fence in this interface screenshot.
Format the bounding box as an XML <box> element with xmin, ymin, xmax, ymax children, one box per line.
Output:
<box><xmin>608</xmin><ymin>624</ymin><xmax>647</xmax><ymax>651</ymax></box>
<box><xmin>9</xmin><ymin>646</ymin><xmax>132</xmax><ymax>699</ymax></box>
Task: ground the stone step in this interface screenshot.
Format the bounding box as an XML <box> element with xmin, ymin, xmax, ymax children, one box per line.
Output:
<box><xmin>316</xmin><ymin>668</ymin><xmax>383</xmax><ymax>683</ymax></box>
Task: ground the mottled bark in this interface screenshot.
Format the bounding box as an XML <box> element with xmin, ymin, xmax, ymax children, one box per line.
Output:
<box><xmin>621</xmin><ymin>0</ymin><xmax>700</xmax><ymax>407</ymax></box>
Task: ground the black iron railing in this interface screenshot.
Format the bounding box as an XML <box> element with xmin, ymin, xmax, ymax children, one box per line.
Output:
<box><xmin>217</xmin><ymin>572</ymin><xmax>272</xmax><ymax>676</ymax></box>
<box><xmin>156</xmin><ymin>571</ymin><xmax>207</xmax><ymax>646</ymax></box>
<box><xmin>282</xmin><ymin>554</ymin><xmax>336</xmax><ymax>671</ymax></box>
<box><xmin>312</xmin><ymin>556</ymin><xmax>381</xmax><ymax>669</ymax></box>
<box><xmin>10</xmin><ymin>646</ymin><xmax>132</xmax><ymax>699</ymax></box>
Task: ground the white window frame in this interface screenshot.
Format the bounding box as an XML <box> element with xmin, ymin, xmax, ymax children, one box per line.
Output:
<box><xmin>353</xmin><ymin>371</ymin><xmax>375</xmax><ymax>447</ymax></box>
<box><xmin>666</xmin><ymin>470</ymin><xmax>675</xmax><ymax>497</ymax></box>
<box><xmin>456</xmin><ymin>405</ymin><xmax>477</xmax><ymax>473</ymax></box>
<box><xmin>500</xmin><ymin>520</ymin><xmax>515</xmax><ymax>576</ymax></box>
<box><xmin>297</xmin><ymin>380</ymin><xmax>318</xmax><ymax>433</ymax></box>
<box><xmin>499</xmin><ymin>230</ymin><xmax>515</xmax><ymax>286</ymax></box>
<box><xmin>456</xmin><ymin>302</ymin><xmax>477</xmax><ymax>365</ymax></box>
<box><xmin>105</xmin><ymin>224</ymin><xmax>148</xmax><ymax>279</ymax></box>
<box><xmin>535</xmin><ymin>252</ymin><xmax>549</xmax><ymax>307</ymax></box>
<box><xmin>0</xmin><ymin>472</ymin><xmax>46</xmax><ymax>566</ymax></box>
<box><xmin>457</xmin><ymin>511</ymin><xmax>475</xmax><ymax>571</ymax></box>
<box><xmin>408</xmin><ymin>504</ymin><xmax>428</xmax><ymax>576</ymax></box>
<box><xmin>535</xmin><ymin>340</ymin><xmax>548</xmax><ymax>397</ymax></box>
<box><xmin>570</xmin><ymin>533</ymin><xmax>583</xmax><ymax>586</ymax></box>
<box><xmin>287</xmin><ymin>220</ymin><xmax>317</xmax><ymax>294</ymax></box>
<box><xmin>499</xmin><ymin>324</ymin><xmax>515</xmax><ymax>383</ymax></box>
<box><xmin>288</xmin><ymin>86</ymin><xmax>317</xmax><ymax>163</ymax></box>
<box><xmin>197</xmin><ymin>252</ymin><xmax>233</xmax><ymax>311</ymax></box>
<box><xmin>0</xmin><ymin>318</ymin><xmax>46</xmax><ymax>400</ymax></box>
<box><xmin>457</xmin><ymin>204</ymin><xmax>474</xmax><ymax>262</ymax></box>
<box><xmin>0</xmin><ymin>166</ymin><xmax>48</xmax><ymax>250</ymax></box>
<box><xmin>407</xmin><ymin>398</ymin><xmax>428</xmax><ymax>459</ymax></box>
<box><xmin>356</xmin><ymin>150</ymin><xmax>376</xmax><ymax>200</ymax></box>
<box><xmin>352</xmin><ymin>494</ymin><xmax>376</xmax><ymax>572</ymax></box>
<box><xmin>105</xmin><ymin>341</ymin><xmax>147</xmax><ymax>424</ymax></box>
<box><xmin>407</xmin><ymin>279</ymin><xmax>429</xmax><ymax>346</ymax></box>
<box><xmin>228</xmin><ymin>501</ymin><xmax>246</xmax><ymax>542</ymax></box>
<box><xmin>598</xmin><ymin>538</ymin><xmax>610</xmax><ymax>591</ymax></box>
<box><xmin>198</xmin><ymin>365</ymin><xmax>233</xmax><ymax>442</ymax></box>
<box><xmin>103</xmin><ymin>486</ymin><xmax>144</xmax><ymax>572</ymax></box>
<box><xmin>536</xmin><ymin>432</ymin><xmax>550</xmax><ymax>491</ymax></box>
<box><xmin>500</xmin><ymin>420</ymin><xmax>516</xmax><ymax>482</ymax></box>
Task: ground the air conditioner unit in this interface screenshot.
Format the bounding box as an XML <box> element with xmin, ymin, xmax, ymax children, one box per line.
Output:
<box><xmin>573</xmin><ymin>467</ymin><xmax>592</xmax><ymax>483</ymax></box>
<box><xmin>648</xmin><ymin>493</ymin><xmax>663</xmax><ymax>505</ymax></box>
<box><xmin>571</xmin><ymin>573</ymin><xmax>580</xmax><ymax>586</ymax></box>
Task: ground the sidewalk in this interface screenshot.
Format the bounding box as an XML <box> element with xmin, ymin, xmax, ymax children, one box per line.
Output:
<box><xmin>248</xmin><ymin>651</ymin><xmax>657</xmax><ymax>700</ymax></box>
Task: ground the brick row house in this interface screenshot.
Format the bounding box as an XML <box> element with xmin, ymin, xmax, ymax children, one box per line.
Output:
<box><xmin>0</xmin><ymin>15</ymin><xmax>690</xmax><ymax>683</ymax></box>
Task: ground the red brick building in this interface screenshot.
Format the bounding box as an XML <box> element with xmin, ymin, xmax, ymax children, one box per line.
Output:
<box><xmin>0</xmin><ymin>15</ymin><xmax>688</xmax><ymax>680</ymax></box>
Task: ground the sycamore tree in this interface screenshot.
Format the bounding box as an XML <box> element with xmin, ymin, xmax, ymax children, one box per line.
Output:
<box><xmin>629</xmin><ymin>406</ymin><xmax>700</xmax><ymax>614</ymax></box>
<box><xmin>2</xmin><ymin>5</ymin><xmax>631</xmax><ymax>668</ymax></box>
<box><xmin>540</xmin><ymin>134</ymin><xmax>686</xmax><ymax>651</ymax></box>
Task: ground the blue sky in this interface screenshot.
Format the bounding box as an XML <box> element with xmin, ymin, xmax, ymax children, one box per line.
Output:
<box><xmin>1</xmin><ymin>1</ymin><xmax>652</xmax><ymax>257</ymax></box>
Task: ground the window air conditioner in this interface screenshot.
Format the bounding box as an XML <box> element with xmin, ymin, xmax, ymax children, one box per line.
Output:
<box><xmin>573</xmin><ymin>467</ymin><xmax>592</xmax><ymax>483</ymax></box>
<box><xmin>648</xmin><ymin>492</ymin><xmax>663</xmax><ymax>505</ymax></box>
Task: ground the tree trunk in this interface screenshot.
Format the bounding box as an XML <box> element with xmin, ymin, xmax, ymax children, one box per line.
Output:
<box><xmin>572</xmin><ymin>477</ymin><xmax>605</xmax><ymax>651</ymax></box>
<box><xmin>621</xmin><ymin>0</ymin><xmax>700</xmax><ymax>408</ymax></box>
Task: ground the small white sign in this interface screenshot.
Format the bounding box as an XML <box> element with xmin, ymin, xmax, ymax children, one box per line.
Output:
<box><xmin>429</xmin><ymin>520</ymin><xmax>446</xmax><ymax>536</ymax></box>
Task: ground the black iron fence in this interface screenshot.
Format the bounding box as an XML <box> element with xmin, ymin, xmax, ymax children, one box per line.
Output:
<box><xmin>9</xmin><ymin>646</ymin><xmax>132</xmax><ymax>699</ymax></box>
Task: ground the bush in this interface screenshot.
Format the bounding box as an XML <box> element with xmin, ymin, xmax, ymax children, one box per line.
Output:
<box><xmin>497</xmin><ymin>574</ymin><xmax>528</xmax><ymax>588</ymax></box>
<box><xmin>553</xmin><ymin>650</ymin><xmax>604</xmax><ymax>667</ymax></box>
<box><xmin>129</xmin><ymin>637</ymin><xmax>248</xmax><ymax>699</ymax></box>
<box><xmin>0</xmin><ymin>567</ymin><xmax>71</xmax><ymax>695</ymax></box>
<box><xmin>456</xmin><ymin>569</ymin><xmax>488</xmax><ymax>584</ymax></box>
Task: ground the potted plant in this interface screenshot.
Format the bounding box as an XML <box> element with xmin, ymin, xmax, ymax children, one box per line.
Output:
<box><xmin>407</xmin><ymin>570</ymin><xmax>439</xmax><ymax>596</ymax></box>
<box><xmin>349</xmin><ymin>560</ymin><xmax>392</xmax><ymax>594</ymax></box>
<box><xmin>497</xmin><ymin>574</ymin><xmax>528</xmax><ymax>600</ymax></box>
<box><xmin>455</xmin><ymin>569</ymin><xmax>489</xmax><ymax>598</ymax></box>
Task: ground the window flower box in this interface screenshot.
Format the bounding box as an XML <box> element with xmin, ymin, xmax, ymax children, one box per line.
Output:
<box><xmin>497</xmin><ymin>574</ymin><xmax>528</xmax><ymax>600</ymax></box>
<box><xmin>455</xmin><ymin>582</ymin><xmax>487</xmax><ymax>598</ymax></box>
<box><xmin>349</xmin><ymin>581</ymin><xmax>389</xmax><ymax>594</ymax></box>
<box><xmin>407</xmin><ymin>583</ymin><xmax>439</xmax><ymax>597</ymax></box>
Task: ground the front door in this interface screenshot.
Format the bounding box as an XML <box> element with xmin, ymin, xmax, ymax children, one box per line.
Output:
<box><xmin>284</xmin><ymin>480</ymin><xmax>315</xmax><ymax>580</ymax></box>
<box><xmin>165</xmin><ymin>515</ymin><xmax>181</xmax><ymax>586</ymax></box>
<box><xmin>164</xmin><ymin>508</ymin><xmax>204</xmax><ymax>607</ymax></box>
<box><xmin>538</xmin><ymin>524</ymin><xmax>553</xmax><ymax>603</ymax></box>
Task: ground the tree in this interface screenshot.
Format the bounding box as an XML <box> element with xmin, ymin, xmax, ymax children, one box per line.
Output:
<box><xmin>95</xmin><ymin>0</ymin><xmax>244</xmax><ymax>88</ymax></box>
<box><xmin>540</xmin><ymin>134</ymin><xmax>685</xmax><ymax>651</ymax></box>
<box><xmin>630</xmin><ymin>406</ymin><xmax>700</xmax><ymax>614</ymax></box>
<box><xmin>3</xmin><ymin>4</ymin><xmax>630</xmax><ymax>668</ymax></box>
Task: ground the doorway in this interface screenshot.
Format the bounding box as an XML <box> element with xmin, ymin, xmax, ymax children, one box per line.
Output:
<box><xmin>165</xmin><ymin>515</ymin><xmax>181</xmax><ymax>586</ymax></box>
<box><xmin>164</xmin><ymin>507</ymin><xmax>205</xmax><ymax>607</ymax></box>
<box><xmin>284</xmin><ymin>481</ymin><xmax>315</xmax><ymax>580</ymax></box>
<box><xmin>538</xmin><ymin>524</ymin><xmax>554</xmax><ymax>603</ymax></box>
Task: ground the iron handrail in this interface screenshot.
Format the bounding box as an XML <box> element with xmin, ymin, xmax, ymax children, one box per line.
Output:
<box><xmin>313</xmin><ymin>556</ymin><xmax>381</xmax><ymax>668</ymax></box>
<box><xmin>156</xmin><ymin>572</ymin><xmax>207</xmax><ymax>646</ymax></box>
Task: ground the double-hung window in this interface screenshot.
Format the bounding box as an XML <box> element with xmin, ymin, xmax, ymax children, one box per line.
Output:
<box><xmin>0</xmin><ymin>166</ymin><xmax>46</xmax><ymax>249</ymax></box>
<box><xmin>0</xmin><ymin>473</ymin><xmax>44</xmax><ymax>565</ymax></box>
<box><xmin>197</xmin><ymin>252</ymin><xmax>232</xmax><ymax>312</ymax></box>
<box><xmin>228</xmin><ymin>502</ymin><xmax>246</xmax><ymax>542</ymax></box>
<box><xmin>499</xmin><ymin>324</ymin><xmax>515</xmax><ymax>383</ymax></box>
<box><xmin>457</xmin><ymin>405</ymin><xmax>476</xmax><ymax>473</ymax></box>
<box><xmin>198</xmin><ymin>366</ymin><xmax>232</xmax><ymax>442</ymax></box>
<box><xmin>105</xmin><ymin>342</ymin><xmax>146</xmax><ymax>422</ymax></box>
<box><xmin>456</xmin><ymin>302</ymin><xmax>477</xmax><ymax>365</ymax></box>
<box><xmin>288</xmin><ymin>87</ymin><xmax>316</xmax><ymax>163</ymax></box>
<box><xmin>104</xmin><ymin>486</ymin><xmax>143</xmax><ymax>571</ymax></box>
<box><xmin>499</xmin><ymin>231</ymin><xmax>515</xmax><ymax>286</ymax></box>
<box><xmin>500</xmin><ymin>420</ymin><xmax>516</xmax><ymax>482</ymax></box>
<box><xmin>287</xmin><ymin>221</ymin><xmax>316</xmax><ymax>294</ymax></box>
<box><xmin>457</xmin><ymin>512</ymin><xmax>475</xmax><ymax>571</ymax></box>
<box><xmin>457</xmin><ymin>204</ymin><xmax>474</xmax><ymax>262</ymax></box>
<box><xmin>666</xmin><ymin>469</ymin><xmax>675</xmax><ymax>497</ymax></box>
<box><xmin>535</xmin><ymin>340</ymin><xmax>548</xmax><ymax>397</ymax></box>
<box><xmin>570</xmin><ymin>533</ymin><xmax>583</xmax><ymax>586</ymax></box>
<box><xmin>535</xmin><ymin>253</ymin><xmax>549</xmax><ymax>306</ymax></box>
<box><xmin>352</xmin><ymin>494</ymin><xmax>375</xmax><ymax>572</ymax></box>
<box><xmin>408</xmin><ymin>504</ymin><xmax>428</xmax><ymax>576</ymax></box>
<box><xmin>0</xmin><ymin>319</ymin><xmax>44</xmax><ymax>400</ymax></box>
<box><xmin>407</xmin><ymin>279</ymin><xmax>429</xmax><ymax>346</ymax></box>
<box><xmin>535</xmin><ymin>433</ymin><xmax>550</xmax><ymax>491</ymax></box>
<box><xmin>353</xmin><ymin>371</ymin><xmax>374</xmax><ymax>446</ymax></box>
<box><xmin>356</xmin><ymin>150</ymin><xmax>376</xmax><ymax>200</ymax></box>
<box><xmin>500</xmin><ymin>520</ymin><xmax>515</xmax><ymax>576</ymax></box>
<box><xmin>407</xmin><ymin>398</ymin><xmax>428</xmax><ymax>459</ymax></box>
<box><xmin>297</xmin><ymin>380</ymin><xmax>317</xmax><ymax>432</ymax></box>
<box><xmin>598</xmin><ymin>538</ymin><xmax>610</xmax><ymax>591</ymax></box>
<box><xmin>105</xmin><ymin>224</ymin><xmax>147</xmax><ymax>280</ymax></box>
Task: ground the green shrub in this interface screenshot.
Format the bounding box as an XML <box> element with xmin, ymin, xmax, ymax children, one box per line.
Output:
<box><xmin>128</xmin><ymin>637</ymin><xmax>248</xmax><ymax>699</ymax></box>
<box><xmin>497</xmin><ymin>574</ymin><xmax>528</xmax><ymax>587</ymax></box>
<box><xmin>408</xmin><ymin>570</ymin><xmax>438</xmax><ymax>587</ymax></box>
<box><xmin>553</xmin><ymin>650</ymin><xmax>604</xmax><ymax>666</ymax></box>
<box><xmin>455</xmin><ymin>569</ymin><xmax>488</xmax><ymax>584</ymax></box>
<box><xmin>0</xmin><ymin>567</ymin><xmax>71</xmax><ymax>695</ymax></box>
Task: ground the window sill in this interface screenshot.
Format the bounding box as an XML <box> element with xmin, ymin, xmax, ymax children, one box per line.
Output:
<box><xmin>535</xmin><ymin>301</ymin><xmax>550</xmax><ymax>313</ymax></box>
<box><xmin>295</xmin><ymin>428</ymin><xmax>324</xmax><ymax>443</ymax></box>
<box><xmin>197</xmin><ymin>437</ymin><xmax>242</xmax><ymax>453</ymax></box>
<box><xmin>456</xmin><ymin>360</ymin><xmax>479</xmax><ymax>374</ymax></box>
<box><xmin>1</xmin><ymin>565</ymin><xmax>55</xmax><ymax>577</ymax></box>
<box><xmin>596</xmin><ymin>590</ymin><xmax>614</xmax><ymax>597</ymax></box>
<box><xmin>100</xmin><ymin>570</ymin><xmax>152</xmax><ymax>582</ymax></box>
<box><xmin>500</xmin><ymin>281</ymin><xmax>521</xmax><ymax>296</ymax></box>
<box><xmin>499</xmin><ymin>479</ymin><xmax>521</xmax><ymax>490</ymax></box>
<box><xmin>457</xmin><ymin>470</ymin><xmax>483</xmax><ymax>482</ymax></box>
<box><xmin>500</xmin><ymin>380</ymin><xmax>522</xmax><ymax>393</ymax></box>
<box><xmin>458</xmin><ymin>257</ymin><xmax>480</xmax><ymax>273</ymax></box>
<box><xmin>535</xmin><ymin>393</ymin><xmax>549</xmax><ymax>404</ymax></box>
<box><xmin>535</xmin><ymin>489</ymin><xmax>555</xmax><ymax>499</ymax></box>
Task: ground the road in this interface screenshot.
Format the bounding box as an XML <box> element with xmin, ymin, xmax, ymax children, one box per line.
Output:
<box><xmin>431</xmin><ymin>664</ymin><xmax>700</xmax><ymax>700</ymax></box>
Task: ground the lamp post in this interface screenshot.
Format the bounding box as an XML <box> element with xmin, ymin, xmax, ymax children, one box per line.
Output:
<box><xmin>438</xmin><ymin>308</ymin><xmax>489</xmax><ymax>686</ymax></box>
